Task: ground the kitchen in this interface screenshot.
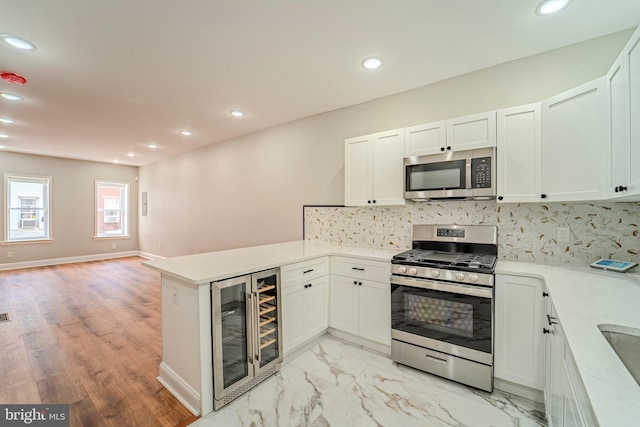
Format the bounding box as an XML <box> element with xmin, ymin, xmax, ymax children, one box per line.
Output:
<box><xmin>1</xmin><ymin>1</ymin><xmax>640</xmax><ymax>426</ymax></box>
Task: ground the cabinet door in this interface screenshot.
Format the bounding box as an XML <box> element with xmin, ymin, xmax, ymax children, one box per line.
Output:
<box><xmin>357</xmin><ymin>280</ymin><xmax>390</xmax><ymax>345</ymax></box>
<box><xmin>495</xmin><ymin>274</ymin><xmax>545</xmax><ymax>390</ymax></box>
<box><xmin>329</xmin><ymin>276</ymin><xmax>359</xmax><ymax>335</ymax></box>
<box><xmin>608</xmin><ymin>54</ymin><xmax>630</xmax><ymax>197</ymax></box>
<box><xmin>345</xmin><ymin>136</ymin><xmax>372</xmax><ymax>206</ymax></box>
<box><xmin>446</xmin><ymin>111</ymin><xmax>497</xmax><ymax>151</ymax></box>
<box><xmin>282</xmin><ymin>284</ymin><xmax>305</xmax><ymax>354</ymax></box>
<box><xmin>626</xmin><ymin>29</ymin><xmax>640</xmax><ymax>195</ymax></box>
<box><xmin>303</xmin><ymin>276</ymin><xmax>329</xmax><ymax>338</ymax></box>
<box><xmin>542</xmin><ymin>77</ymin><xmax>609</xmax><ymax>201</ymax></box>
<box><xmin>547</xmin><ymin>321</ymin><xmax>565</xmax><ymax>427</ymax></box>
<box><xmin>371</xmin><ymin>129</ymin><xmax>405</xmax><ymax>206</ymax></box>
<box><xmin>496</xmin><ymin>104</ymin><xmax>542</xmax><ymax>203</ymax></box>
<box><xmin>404</xmin><ymin>121</ymin><xmax>447</xmax><ymax>156</ymax></box>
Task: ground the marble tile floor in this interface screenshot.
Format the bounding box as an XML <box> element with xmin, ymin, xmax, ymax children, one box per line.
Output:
<box><xmin>194</xmin><ymin>336</ymin><xmax>547</xmax><ymax>427</ymax></box>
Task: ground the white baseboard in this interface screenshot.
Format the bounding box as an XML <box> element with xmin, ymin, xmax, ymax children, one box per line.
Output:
<box><xmin>494</xmin><ymin>377</ymin><xmax>545</xmax><ymax>405</ymax></box>
<box><xmin>157</xmin><ymin>362</ymin><xmax>201</xmax><ymax>416</ymax></box>
<box><xmin>0</xmin><ymin>251</ymin><xmax>140</xmax><ymax>271</ymax></box>
<box><xmin>137</xmin><ymin>251</ymin><xmax>165</xmax><ymax>260</ymax></box>
<box><xmin>328</xmin><ymin>328</ymin><xmax>392</xmax><ymax>356</ymax></box>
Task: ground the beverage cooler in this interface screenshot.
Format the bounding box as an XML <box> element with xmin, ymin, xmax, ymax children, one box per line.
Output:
<box><xmin>211</xmin><ymin>267</ymin><xmax>282</xmax><ymax>410</ymax></box>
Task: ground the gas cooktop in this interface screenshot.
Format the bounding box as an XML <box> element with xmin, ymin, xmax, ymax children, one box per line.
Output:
<box><xmin>392</xmin><ymin>249</ymin><xmax>497</xmax><ymax>272</ymax></box>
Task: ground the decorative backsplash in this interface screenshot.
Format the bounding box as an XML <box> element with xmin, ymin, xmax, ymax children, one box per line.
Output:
<box><xmin>304</xmin><ymin>202</ymin><xmax>640</xmax><ymax>266</ymax></box>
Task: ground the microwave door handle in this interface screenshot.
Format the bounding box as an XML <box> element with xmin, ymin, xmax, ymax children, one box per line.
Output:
<box><xmin>466</xmin><ymin>158</ymin><xmax>472</xmax><ymax>189</ymax></box>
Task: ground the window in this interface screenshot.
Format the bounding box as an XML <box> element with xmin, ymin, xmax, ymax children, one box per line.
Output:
<box><xmin>96</xmin><ymin>181</ymin><xmax>129</xmax><ymax>237</ymax></box>
<box><xmin>5</xmin><ymin>174</ymin><xmax>51</xmax><ymax>242</ymax></box>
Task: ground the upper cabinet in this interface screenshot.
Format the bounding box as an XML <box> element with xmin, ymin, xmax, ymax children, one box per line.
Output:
<box><xmin>609</xmin><ymin>28</ymin><xmax>640</xmax><ymax>201</ymax></box>
<box><xmin>404</xmin><ymin>111</ymin><xmax>496</xmax><ymax>157</ymax></box>
<box><xmin>345</xmin><ymin>129</ymin><xmax>405</xmax><ymax>206</ymax></box>
<box><xmin>496</xmin><ymin>103</ymin><xmax>542</xmax><ymax>203</ymax></box>
<box><xmin>541</xmin><ymin>77</ymin><xmax>610</xmax><ymax>202</ymax></box>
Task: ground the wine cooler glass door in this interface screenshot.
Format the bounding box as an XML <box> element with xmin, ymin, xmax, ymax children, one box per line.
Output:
<box><xmin>212</xmin><ymin>275</ymin><xmax>253</xmax><ymax>400</ymax></box>
<box><xmin>252</xmin><ymin>268</ymin><xmax>282</xmax><ymax>372</ymax></box>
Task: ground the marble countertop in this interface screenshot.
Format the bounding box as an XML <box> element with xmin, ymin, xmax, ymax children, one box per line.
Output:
<box><xmin>142</xmin><ymin>240</ymin><xmax>399</xmax><ymax>285</ymax></box>
<box><xmin>497</xmin><ymin>261</ymin><xmax>640</xmax><ymax>427</ymax></box>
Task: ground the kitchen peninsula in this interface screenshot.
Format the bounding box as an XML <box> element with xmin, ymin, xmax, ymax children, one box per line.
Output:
<box><xmin>144</xmin><ymin>240</ymin><xmax>640</xmax><ymax>427</ymax></box>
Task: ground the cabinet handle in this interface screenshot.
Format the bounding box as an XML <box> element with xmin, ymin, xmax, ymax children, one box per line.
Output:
<box><xmin>497</xmin><ymin>196</ymin><xmax>504</xmax><ymax>201</ymax></box>
<box><xmin>353</xmin><ymin>280</ymin><xmax>358</xmax><ymax>285</ymax></box>
<box><xmin>542</xmin><ymin>292</ymin><xmax>549</xmax><ymax>297</ymax></box>
<box><xmin>372</xmin><ymin>200</ymin><xmax>376</xmax><ymax>204</ymax></box>
<box><xmin>426</xmin><ymin>354</ymin><xmax>448</xmax><ymax>364</ymax></box>
<box><xmin>440</xmin><ymin>147</ymin><xmax>445</xmax><ymax>152</ymax></box>
<box><xmin>359</xmin><ymin>282</ymin><xmax>363</xmax><ymax>286</ymax></box>
<box><xmin>352</xmin><ymin>267</ymin><xmax>365</xmax><ymax>271</ymax></box>
<box><xmin>620</xmin><ymin>186</ymin><xmax>628</xmax><ymax>192</ymax></box>
<box><xmin>446</xmin><ymin>146</ymin><xmax>451</xmax><ymax>151</ymax></box>
<box><xmin>541</xmin><ymin>194</ymin><xmax>547</xmax><ymax>199</ymax></box>
<box><xmin>367</xmin><ymin>200</ymin><xmax>371</xmax><ymax>204</ymax></box>
<box><xmin>543</xmin><ymin>328</ymin><xmax>551</xmax><ymax>334</ymax></box>
<box><xmin>547</xmin><ymin>314</ymin><xmax>558</xmax><ymax>325</ymax></box>
<box><xmin>303</xmin><ymin>269</ymin><xmax>314</xmax><ymax>274</ymax></box>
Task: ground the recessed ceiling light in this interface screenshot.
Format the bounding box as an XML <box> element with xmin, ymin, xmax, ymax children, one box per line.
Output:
<box><xmin>362</xmin><ymin>57</ymin><xmax>384</xmax><ymax>70</ymax></box>
<box><xmin>180</xmin><ymin>130</ymin><xmax>192</xmax><ymax>136</ymax></box>
<box><xmin>0</xmin><ymin>92</ymin><xmax>23</xmax><ymax>101</ymax></box>
<box><xmin>148</xmin><ymin>143</ymin><xmax>157</xmax><ymax>149</ymax></box>
<box><xmin>230</xmin><ymin>110</ymin><xmax>245</xmax><ymax>118</ymax></box>
<box><xmin>537</xmin><ymin>0</ymin><xmax>569</xmax><ymax>15</ymax></box>
<box><xmin>0</xmin><ymin>117</ymin><xmax>15</xmax><ymax>124</ymax></box>
<box><xmin>0</xmin><ymin>34</ymin><xmax>36</xmax><ymax>51</ymax></box>
<box><xmin>0</xmin><ymin>133</ymin><xmax>8</xmax><ymax>139</ymax></box>
<box><xmin>126</xmin><ymin>152</ymin><xmax>135</xmax><ymax>157</ymax></box>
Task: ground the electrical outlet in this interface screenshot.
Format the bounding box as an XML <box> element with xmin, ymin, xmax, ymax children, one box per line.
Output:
<box><xmin>158</xmin><ymin>241</ymin><xmax>163</xmax><ymax>249</ymax></box>
<box><xmin>6</xmin><ymin>251</ymin><xmax>13</xmax><ymax>258</ymax></box>
<box><xmin>557</xmin><ymin>227</ymin><xmax>570</xmax><ymax>243</ymax></box>
<box><xmin>111</xmin><ymin>243</ymin><xmax>117</xmax><ymax>249</ymax></box>
<box><xmin>172</xmin><ymin>287</ymin><xmax>178</xmax><ymax>305</ymax></box>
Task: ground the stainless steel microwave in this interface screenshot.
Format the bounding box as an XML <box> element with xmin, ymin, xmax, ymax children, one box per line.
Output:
<box><xmin>404</xmin><ymin>147</ymin><xmax>496</xmax><ymax>201</ymax></box>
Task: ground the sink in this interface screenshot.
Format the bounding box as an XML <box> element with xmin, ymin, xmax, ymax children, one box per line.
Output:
<box><xmin>599</xmin><ymin>324</ymin><xmax>640</xmax><ymax>385</ymax></box>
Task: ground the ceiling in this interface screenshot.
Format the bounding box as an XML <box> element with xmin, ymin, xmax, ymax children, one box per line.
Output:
<box><xmin>1</xmin><ymin>0</ymin><xmax>639</xmax><ymax>167</ymax></box>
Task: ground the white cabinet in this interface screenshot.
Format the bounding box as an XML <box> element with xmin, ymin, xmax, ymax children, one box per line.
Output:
<box><xmin>544</xmin><ymin>299</ymin><xmax>597</xmax><ymax>427</ymax></box>
<box><xmin>404</xmin><ymin>121</ymin><xmax>447</xmax><ymax>156</ymax></box>
<box><xmin>494</xmin><ymin>274</ymin><xmax>545</xmax><ymax>391</ymax></box>
<box><xmin>281</xmin><ymin>258</ymin><xmax>329</xmax><ymax>354</ymax></box>
<box><xmin>496</xmin><ymin>103</ymin><xmax>543</xmax><ymax>203</ymax></box>
<box><xmin>541</xmin><ymin>77</ymin><xmax>610</xmax><ymax>202</ymax></box>
<box><xmin>345</xmin><ymin>129</ymin><xmax>405</xmax><ymax>206</ymax></box>
<box><xmin>609</xmin><ymin>27</ymin><xmax>640</xmax><ymax>200</ymax></box>
<box><xmin>404</xmin><ymin>111</ymin><xmax>496</xmax><ymax>157</ymax></box>
<box><xmin>329</xmin><ymin>257</ymin><xmax>391</xmax><ymax>346</ymax></box>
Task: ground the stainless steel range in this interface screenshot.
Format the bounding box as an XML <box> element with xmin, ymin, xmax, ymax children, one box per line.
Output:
<box><xmin>390</xmin><ymin>224</ymin><xmax>497</xmax><ymax>392</ymax></box>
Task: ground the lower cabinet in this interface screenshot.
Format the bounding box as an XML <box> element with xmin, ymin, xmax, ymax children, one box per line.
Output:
<box><xmin>281</xmin><ymin>258</ymin><xmax>329</xmax><ymax>355</ymax></box>
<box><xmin>494</xmin><ymin>274</ymin><xmax>546</xmax><ymax>391</ymax></box>
<box><xmin>329</xmin><ymin>257</ymin><xmax>391</xmax><ymax>346</ymax></box>
<box><xmin>545</xmin><ymin>299</ymin><xmax>597</xmax><ymax>427</ymax></box>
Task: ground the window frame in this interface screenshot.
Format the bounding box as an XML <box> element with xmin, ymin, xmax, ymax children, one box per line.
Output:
<box><xmin>3</xmin><ymin>173</ymin><xmax>53</xmax><ymax>243</ymax></box>
<box><xmin>94</xmin><ymin>180</ymin><xmax>130</xmax><ymax>239</ymax></box>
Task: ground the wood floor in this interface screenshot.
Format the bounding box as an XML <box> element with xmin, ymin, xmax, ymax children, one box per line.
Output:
<box><xmin>0</xmin><ymin>257</ymin><xmax>199</xmax><ymax>427</ymax></box>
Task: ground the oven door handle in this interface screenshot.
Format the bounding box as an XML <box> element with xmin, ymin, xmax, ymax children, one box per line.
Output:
<box><xmin>391</xmin><ymin>275</ymin><xmax>492</xmax><ymax>299</ymax></box>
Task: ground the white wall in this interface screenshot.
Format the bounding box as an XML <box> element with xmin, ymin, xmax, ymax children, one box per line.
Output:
<box><xmin>0</xmin><ymin>152</ymin><xmax>138</xmax><ymax>264</ymax></box>
<box><xmin>139</xmin><ymin>29</ymin><xmax>634</xmax><ymax>257</ymax></box>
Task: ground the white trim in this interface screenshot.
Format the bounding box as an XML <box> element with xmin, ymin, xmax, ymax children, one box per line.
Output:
<box><xmin>1</xmin><ymin>238</ymin><xmax>54</xmax><ymax>246</ymax></box>
<box><xmin>137</xmin><ymin>251</ymin><xmax>165</xmax><ymax>260</ymax></box>
<box><xmin>0</xmin><ymin>250</ymin><xmax>139</xmax><ymax>271</ymax></box>
<box><xmin>494</xmin><ymin>377</ymin><xmax>545</xmax><ymax>404</ymax></box>
<box><xmin>92</xmin><ymin>235</ymin><xmax>132</xmax><ymax>241</ymax></box>
<box><xmin>158</xmin><ymin>362</ymin><xmax>201</xmax><ymax>416</ymax></box>
<box><xmin>327</xmin><ymin>328</ymin><xmax>391</xmax><ymax>356</ymax></box>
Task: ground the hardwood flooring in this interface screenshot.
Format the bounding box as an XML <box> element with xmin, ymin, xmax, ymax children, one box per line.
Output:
<box><xmin>0</xmin><ymin>257</ymin><xmax>199</xmax><ymax>427</ymax></box>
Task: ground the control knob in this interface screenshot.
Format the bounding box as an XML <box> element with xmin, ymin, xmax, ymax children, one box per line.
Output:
<box><xmin>468</xmin><ymin>273</ymin><xmax>479</xmax><ymax>283</ymax></box>
<box><xmin>455</xmin><ymin>272</ymin><xmax>465</xmax><ymax>281</ymax></box>
<box><xmin>430</xmin><ymin>270</ymin><xmax>440</xmax><ymax>278</ymax></box>
<box><xmin>398</xmin><ymin>266</ymin><xmax>407</xmax><ymax>274</ymax></box>
<box><xmin>409</xmin><ymin>267</ymin><xmax>418</xmax><ymax>276</ymax></box>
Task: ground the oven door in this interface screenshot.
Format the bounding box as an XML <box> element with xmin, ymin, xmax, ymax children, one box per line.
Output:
<box><xmin>390</xmin><ymin>275</ymin><xmax>493</xmax><ymax>365</ymax></box>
